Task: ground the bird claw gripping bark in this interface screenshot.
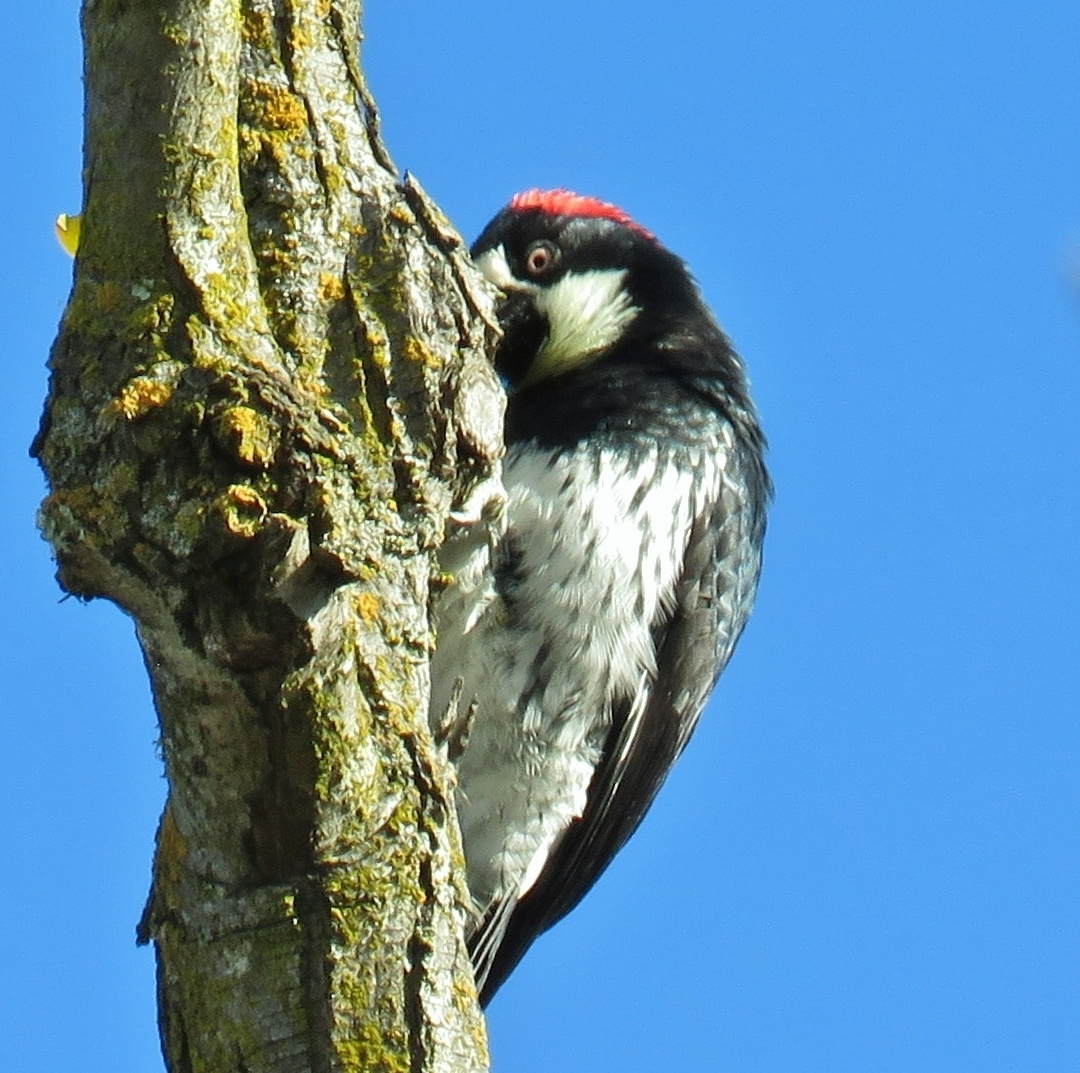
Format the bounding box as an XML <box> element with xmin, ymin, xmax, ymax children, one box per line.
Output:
<box><xmin>448</xmin><ymin>470</ymin><xmax>506</xmax><ymax>534</ymax></box>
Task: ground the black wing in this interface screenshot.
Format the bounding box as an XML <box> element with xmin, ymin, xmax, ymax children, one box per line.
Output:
<box><xmin>472</xmin><ymin>440</ymin><xmax>768</xmax><ymax>1004</ymax></box>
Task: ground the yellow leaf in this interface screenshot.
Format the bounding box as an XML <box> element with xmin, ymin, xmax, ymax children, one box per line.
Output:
<box><xmin>54</xmin><ymin>213</ymin><xmax>82</xmax><ymax>256</ymax></box>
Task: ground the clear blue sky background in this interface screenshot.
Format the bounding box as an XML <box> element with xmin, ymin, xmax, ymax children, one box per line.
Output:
<box><xmin>2</xmin><ymin>2</ymin><xmax>1078</xmax><ymax>1071</ymax></box>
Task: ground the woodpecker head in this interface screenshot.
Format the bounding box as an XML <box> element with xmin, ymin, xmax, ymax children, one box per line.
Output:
<box><xmin>471</xmin><ymin>190</ymin><xmax>751</xmax><ymax>415</ymax></box>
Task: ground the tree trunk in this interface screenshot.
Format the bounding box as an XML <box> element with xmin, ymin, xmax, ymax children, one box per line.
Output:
<box><xmin>34</xmin><ymin>1</ymin><xmax>501</xmax><ymax>1070</ymax></box>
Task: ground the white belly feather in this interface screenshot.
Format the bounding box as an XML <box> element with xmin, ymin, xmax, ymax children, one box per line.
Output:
<box><xmin>431</xmin><ymin>438</ymin><xmax>724</xmax><ymax>913</ymax></box>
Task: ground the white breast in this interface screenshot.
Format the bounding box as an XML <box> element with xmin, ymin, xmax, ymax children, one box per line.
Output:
<box><xmin>431</xmin><ymin>437</ymin><xmax>725</xmax><ymax>914</ymax></box>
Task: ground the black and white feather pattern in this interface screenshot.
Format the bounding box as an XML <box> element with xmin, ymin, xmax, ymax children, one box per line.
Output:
<box><xmin>432</xmin><ymin>391</ymin><xmax>766</xmax><ymax>1002</ymax></box>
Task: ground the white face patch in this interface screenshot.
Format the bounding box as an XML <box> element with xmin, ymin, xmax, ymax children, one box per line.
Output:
<box><xmin>528</xmin><ymin>268</ymin><xmax>638</xmax><ymax>384</ymax></box>
<box><xmin>474</xmin><ymin>244</ymin><xmax>638</xmax><ymax>386</ymax></box>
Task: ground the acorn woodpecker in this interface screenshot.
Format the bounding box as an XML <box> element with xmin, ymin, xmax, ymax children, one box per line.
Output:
<box><xmin>431</xmin><ymin>189</ymin><xmax>769</xmax><ymax>1004</ymax></box>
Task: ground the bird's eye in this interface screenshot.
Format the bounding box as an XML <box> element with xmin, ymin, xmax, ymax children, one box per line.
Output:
<box><xmin>523</xmin><ymin>241</ymin><xmax>558</xmax><ymax>277</ymax></box>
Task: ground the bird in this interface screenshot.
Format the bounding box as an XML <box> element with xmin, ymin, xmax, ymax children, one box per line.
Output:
<box><xmin>430</xmin><ymin>188</ymin><xmax>770</xmax><ymax>1005</ymax></box>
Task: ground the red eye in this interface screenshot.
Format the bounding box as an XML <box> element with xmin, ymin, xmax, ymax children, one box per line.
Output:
<box><xmin>524</xmin><ymin>241</ymin><xmax>558</xmax><ymax>276</ymax></box>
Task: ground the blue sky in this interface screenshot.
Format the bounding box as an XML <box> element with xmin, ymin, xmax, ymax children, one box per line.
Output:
<box><xmin>3</xmin><ymin>2</ymin><xmax>1079</xmax><ymax>1070</ymax></box>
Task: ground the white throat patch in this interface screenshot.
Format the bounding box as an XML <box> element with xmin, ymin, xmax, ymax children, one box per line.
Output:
<box><xmin>529</xmin><ymin>268</ymin><xmax>638</xmax><ymax>384</ymax></box>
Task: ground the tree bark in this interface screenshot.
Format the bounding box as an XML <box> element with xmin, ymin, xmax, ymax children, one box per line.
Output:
<box><xmin>34</xmin><ymin>1</ymin><xmax>501</xmax><ymax>1070</ymax></box>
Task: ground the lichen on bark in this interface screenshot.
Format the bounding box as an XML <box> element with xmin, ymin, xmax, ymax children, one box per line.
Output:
<box><xmin>35</xmin><ymin>1</ymin><xmax>500</xmax><ymax>1070</ymax></box>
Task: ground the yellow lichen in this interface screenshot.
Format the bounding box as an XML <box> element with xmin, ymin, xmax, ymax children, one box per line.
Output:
<box><xmin>288</xmin><ymin>20</ymin><xmax>314</xmax><ymax>52</ymax></box>
<box><xmin>283</xmin><ymin>890</ymin><xmax>299</xmax><ymax>926</ymax></box>
<box><xmin>356</xmin><ymin>592</ymin><xmax>380</xmax><ymax>624</ymax></box>
<box><xmin>335</xmin><ymin>1027</ymin><xmax>411</xmax><ymax>1073</ymax></box>
<box><xmin>215</xmin><ymin>405</ymin><xmax>279</xmax><ymax>469</ymax></box>
<box><xmin>126</xmin><ymin>291</ymin><xmax>175</xmax><ymax>337</ymax></box>
<box><xmin>319</xmin><ymin>271</ymin><xmax>346</xmax><ymax>304</ymax></box>
<box><xmin>201</xmin><ymin>272</ymin><xmax>253</xmax><ymax>330</ymax></box>
<box><xmin>162</xmin><ymin>20</ymin><xmax>187</xmax><ymax>46</ymax></box>
<box><xmin>246</xmin><ymin>81</ymin><xmax>308</xmax><ymax>137</ymax></box>
<box><xmin>213</xmin><ymin>484</ymin><xmax>267</xmax><ymax>539</ymax></box>
<box><xmin>388</xmin><ymin>203</ymin><xmax>416</xmax><ymax>228</ymax></box>
<box><xmin>361</xmin><ymin>321</ymin><xmax>391</xmax><ymax>371</ymax></box>
<box><xmin>241</xmin><ymin>8</ymin><xmax>274</xmax><ymax>50</ymax></box>
<box><xmin>402</xmin><ymin>336</ymin><xmax>442</xmax><ymax>371</ymax></box>
<box><xmin>110</xmin><ymin>376</ymin><xmax>174</xmax><ymax>421</ymax></box>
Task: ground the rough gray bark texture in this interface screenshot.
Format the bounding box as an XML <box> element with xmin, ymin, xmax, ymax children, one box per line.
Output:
<box><xmin>34</xmin><ymin>1</ymin><xmax>501</xmax><ymax>1070</ymax></box>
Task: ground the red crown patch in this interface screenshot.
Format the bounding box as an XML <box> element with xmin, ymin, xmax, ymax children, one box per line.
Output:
<box><xmin>509</xmin><ymin>189</ymin><xmax>654</xmax><ymax>240</ymax></box>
